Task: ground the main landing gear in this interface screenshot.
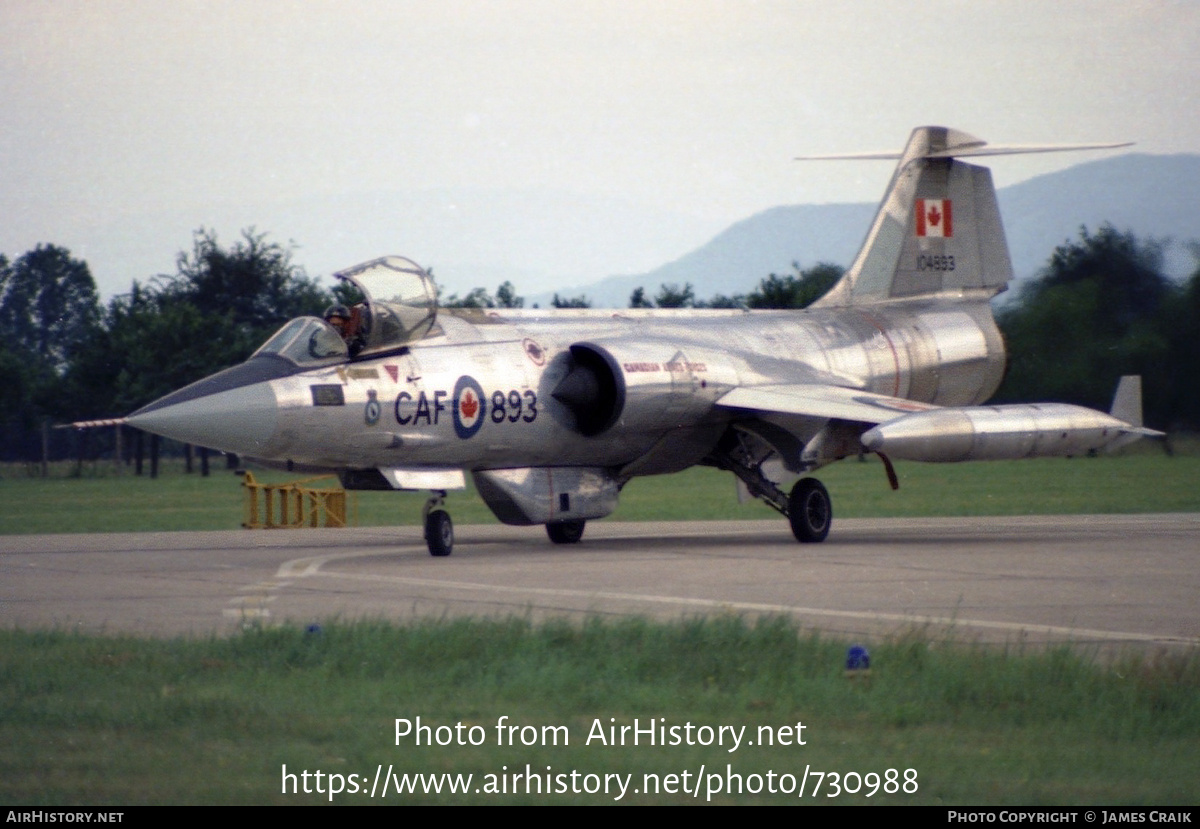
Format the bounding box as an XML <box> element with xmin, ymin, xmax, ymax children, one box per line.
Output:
<box><xmin>709</xmin><ymin>438</ymin><xmax>832</xmax><ymax>543</ymax></box>
<box><xmin>423</xmin><ymin>491</ymin><xmax>453</xmax><ymax>557</ymax></box>
<box><xmin>786</xmin><ymin>477</ymin><xmax>831</xmax><ymax>543</ymax></box>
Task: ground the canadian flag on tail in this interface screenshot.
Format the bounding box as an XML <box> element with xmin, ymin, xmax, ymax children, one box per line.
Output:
<box><xmin>915</xmin><ymin>199</ymin><xmax>952</xmax><ymax>237</ymax></box>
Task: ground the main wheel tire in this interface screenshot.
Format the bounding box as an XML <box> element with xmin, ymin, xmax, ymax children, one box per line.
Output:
<box><xmin>425</xmin><ymin>509</ymin><xmax>453</xmax><ymax>556</ymax></box>
<box><xmin>788</xmin><ymin>478</ymin><xmax>831</xmax><ymax>543</ymax></box>
<box><xmin>546</xmin><ymin>519</ymin><xmax>586</xmax><ymax>544</ymax></box>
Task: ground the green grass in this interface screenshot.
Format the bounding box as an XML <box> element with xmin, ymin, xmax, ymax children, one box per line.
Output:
<box><xmin>1</xmin><ymin>441</ymin><xmax>1197</xmax><ymax>534</ymax></box>
<box><xmin>2</xmin><ymin>618</ymin><xmax>1197</xmax><ymax>805</ymax></box>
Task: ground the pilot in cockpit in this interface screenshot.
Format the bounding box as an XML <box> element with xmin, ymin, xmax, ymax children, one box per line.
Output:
<box><xmin>324</xmin><ymin>304</ymin><xmax>365</xmax><ymax>356</ymax></box>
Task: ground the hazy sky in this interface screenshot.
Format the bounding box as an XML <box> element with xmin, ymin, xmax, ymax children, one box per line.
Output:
<box><xmin>3</xmin><ymin>1</ymin><xmax>1198</xmax><ymax>296</ymax></box>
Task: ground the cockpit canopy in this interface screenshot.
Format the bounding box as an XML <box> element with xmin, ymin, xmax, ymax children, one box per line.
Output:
<box><xmin>334</xmin><ymin>256</ymin><xmax>438</xmax><ymax>353</ymax></box>
<box><xmin>252</xmin><ymin>316</ymin><xmax>349</xmax><ymax>365</ymax></box>
<box><xmin>253</xmin><ymin>256</ymin><xmax>439</xmax><ymax>368</ymax></box>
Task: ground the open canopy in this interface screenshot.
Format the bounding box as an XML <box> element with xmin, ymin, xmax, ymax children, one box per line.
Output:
<box><xmin>333</xmin><ymin>255</ymin><xmax>438</xmax><ymax>353</ymax></box>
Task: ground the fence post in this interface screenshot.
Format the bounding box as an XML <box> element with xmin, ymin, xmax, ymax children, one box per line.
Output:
<box><xmin>41</xmin><ymin>421</ymin><xmax>49</xmax><ymax>477</ymax></box>
<box><xmin>113</xmin><ymin>424</ymin><xmax>123</xmax><ymax>475</ymax></box>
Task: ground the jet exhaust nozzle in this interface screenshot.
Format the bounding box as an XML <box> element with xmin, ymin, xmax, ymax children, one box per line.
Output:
<box><xmin>552</xmin><ymin>344</ymin><xmax>624</xmax><ymax>436</ymax></box>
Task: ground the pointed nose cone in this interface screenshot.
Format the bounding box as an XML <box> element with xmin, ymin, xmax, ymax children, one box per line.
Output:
<box><xmin>127</xmin><ymin>360</ymin><xmax>286</xmax><ymax>456</ymax></box>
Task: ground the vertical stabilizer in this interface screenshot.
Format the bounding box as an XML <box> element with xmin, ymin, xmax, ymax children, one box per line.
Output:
<box><xmin>812</xmin><ymin>126</ymin><xmax>1014</xmax><ymax>307</ymax></box>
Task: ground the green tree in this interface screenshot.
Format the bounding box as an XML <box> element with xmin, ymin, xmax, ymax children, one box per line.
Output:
<box><xmin>0</xmin><ymin>339</ymin><xmax>46</xmax><ymax>426</ymax></box>
<box><xmin>0</xmin><ymin>244</ymin><xmax>101</xmax><ymax>373</ymax></box>
<box><xmin>495</xmin><ymin>281</ymin><xmax>523</xmax><ymax>309</ymax></box>
<box><xmin>162</xmin><ymin>228</ymin><xmax>328</xmax><ymax>334</ymax></box>
<box><xmin>628</xmin><ymin>287</ymin><xmax>653</xmax><ymax>309</ymax></box>
<box><xmin>745</xmin><ymin>262</ymin><xmax>843</xmax><ymax>309</ymax></box>
<box><xmin>1158</xmin><ymin>244</ymin><xmax>1200</xmax><ymax>429</ymax></box>
<box><xmin>697</xmin><ymin>293</ymin><xmax>746</xmax><ymax>309</ymax></box>
<box><xmin>654</xmin><ymin>283</ymin><xmax>695</xmax><ymax>308</ymax></box>
<box><xmin>442</xmin><ymin>281</ymin><xmax>524</xmax><ymax>310</ymax></box>
<box><xmin>77</xmin><ymin>229</ymin><xmax>333</xmax><ymax>416</ymax></box>
<box><xmin>441</xmin><ymin>287</ymin><xmax>495</xmax><ymax>309</ymax></box>
<box><xmin>0</xmin><ymin>245</ymin><xmax>102</xmax><ymax>424</ymax></box>
<box><xmin>99</xmin><ymin>290</ymin><xmax>244</xmax><ymax>414</ymax></box>
<box><xmin>994</xmin><ymin>225</ymin><xmax>1174</xmax><ymax>423</ymax></box>
<box><xmin>552</xmin><ymin>293</ymin><xmax>591</xmax><ymax>308</ymax></box>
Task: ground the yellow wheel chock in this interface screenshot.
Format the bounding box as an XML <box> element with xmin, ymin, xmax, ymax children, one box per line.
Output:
<box><xmin>241</xmin><ymin>471</ymin><xmax>353</xmax><ymax>529</ymax></box>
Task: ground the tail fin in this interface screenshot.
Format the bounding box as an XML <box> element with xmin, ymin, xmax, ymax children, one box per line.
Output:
<box><xmin>808</xmin><ymin>127</ymin><xmax>1131</xmax><ymax>308</ymax></box>
<box><xmin>812</xmin><ymin>126</ymin><xmax>1012</xmax><ymax>307</ymax></box>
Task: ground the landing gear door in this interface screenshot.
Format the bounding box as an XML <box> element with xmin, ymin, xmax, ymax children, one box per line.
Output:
<box><xmin>333</xmin><ymin>256</ymin><xmax>439</xmax><ymax>355</ymax></box>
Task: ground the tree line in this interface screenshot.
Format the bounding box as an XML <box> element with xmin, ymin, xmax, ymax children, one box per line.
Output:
<box><xmin>991</xmin><ymin>226</ymin><xmax>1200</xmax><ymax>432</ymax></box>
<box><xmin>1</xmin><ymin>223</ymin><xmax>1197</xmax><ymax>464</ymax></box>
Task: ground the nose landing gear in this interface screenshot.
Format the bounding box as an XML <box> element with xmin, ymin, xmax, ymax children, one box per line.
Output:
<box><xmin>546</xmin><ymin>519</ymin><xmax>586</xmax><ymax>544</ymax></box>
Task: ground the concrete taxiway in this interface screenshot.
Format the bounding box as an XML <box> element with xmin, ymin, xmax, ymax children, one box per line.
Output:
<box><xmin>2</xmin><ymin>514</ymin><xmax>1197</xmax><ymax>648</ymax></box>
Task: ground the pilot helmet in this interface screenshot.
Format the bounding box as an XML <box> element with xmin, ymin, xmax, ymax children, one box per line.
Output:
<box><xmin>324</xmin><ymin>304</ymin><xmax>351</xmax><ymax>322</ymax></box>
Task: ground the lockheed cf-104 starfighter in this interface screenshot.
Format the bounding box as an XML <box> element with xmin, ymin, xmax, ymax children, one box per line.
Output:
<box><xmin>126</xmin><ymin>126</ymin><xmax>1157</xmax><ymax>556</ymax></box>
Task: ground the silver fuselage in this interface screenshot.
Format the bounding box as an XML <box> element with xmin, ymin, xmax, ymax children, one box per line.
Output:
<box><xmin>148</xmin><ymin>299</ymin><xmax>1003</xmax><ymax>478</ymax></box>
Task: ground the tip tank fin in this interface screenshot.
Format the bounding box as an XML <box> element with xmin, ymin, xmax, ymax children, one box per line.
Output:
<box><xmin>1110</xmin><ymin>375</ymin><xmax>1145</xmax><ymax>427</ymax></box>
<box><xmin>1107</xmin><ymin>375</ymin><xmax>1166</xmax><ymax>448</ymax></box>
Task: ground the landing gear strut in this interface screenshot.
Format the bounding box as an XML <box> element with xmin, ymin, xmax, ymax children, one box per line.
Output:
<box><xmin>423</xmin><ymin>491</ymin><xmax>453</xmax><ymax>557</ymax></box>
<box><xmin>707</xmin><ymin>435</ymin><xmax>833</xmax><ymax>543</ymax></box>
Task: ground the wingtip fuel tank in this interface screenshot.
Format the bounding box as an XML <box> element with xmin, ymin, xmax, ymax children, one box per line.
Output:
<box><xmin>860</xmin><ymin>376</ymin><xmax>1164</xmax><ymax>463</ymax></box>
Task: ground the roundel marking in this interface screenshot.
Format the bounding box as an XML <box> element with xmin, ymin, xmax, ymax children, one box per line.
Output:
<box><xmin>452</xmin><ymin>375</ymin><xmax>486</xmax><ymax>439</ymax></box>
<box><xmin>364</xmin><ymin>389</ymin><xmax>382</xmax><ymax>426</ymax></box>
<box><xmin>523</xmin><ymin>338</ymin><xmax>546</xmax><ymax>366</ymax></box>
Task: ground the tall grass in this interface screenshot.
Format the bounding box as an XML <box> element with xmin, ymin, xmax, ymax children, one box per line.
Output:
<box><xmin>3</xmin><ymin>618</ymin><xmax>1197</xmax><ymax>804</ymax></box>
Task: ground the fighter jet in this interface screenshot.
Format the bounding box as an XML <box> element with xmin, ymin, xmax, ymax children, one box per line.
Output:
<box><xmin>126</xmin><ymin>126</ymin><xmax>1159</xmax><ymax>556</ymax></box>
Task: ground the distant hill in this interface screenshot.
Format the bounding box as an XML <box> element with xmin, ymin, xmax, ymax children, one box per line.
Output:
<box><xmin>540</xmin><ymin>153</ymin><xmax>1200</xmax><ymax>308</ymax></box>
<box><xmin>545</xmin><ymin>203</ymin><xmax>875</xmax><ymax>308</ymax></box>
<box><xmin>998</xmin><ymin>154</ymin><xmax>1200</xmax><ymax>283</ymax></box>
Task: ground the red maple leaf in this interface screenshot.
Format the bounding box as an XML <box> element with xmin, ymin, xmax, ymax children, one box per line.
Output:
<box><xmin>927</xmin><ymin>205</ymin><xmax>942</xmax><ymax>227</ymax></box>
<box><xmin>460</xmin><ymin>389</ymin><xmax>479</xmax><ymax>419</ymax></box>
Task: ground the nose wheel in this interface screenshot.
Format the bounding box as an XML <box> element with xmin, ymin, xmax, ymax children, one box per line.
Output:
<box><xmin>423</xmin><ymin>492</ymin><xmax>453</xmax><ymax>556</ymax></box>
<box><xmin>546</xmin><ymin>519</ymin><xmax>586</xmax><ymax>544</ymax></box>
